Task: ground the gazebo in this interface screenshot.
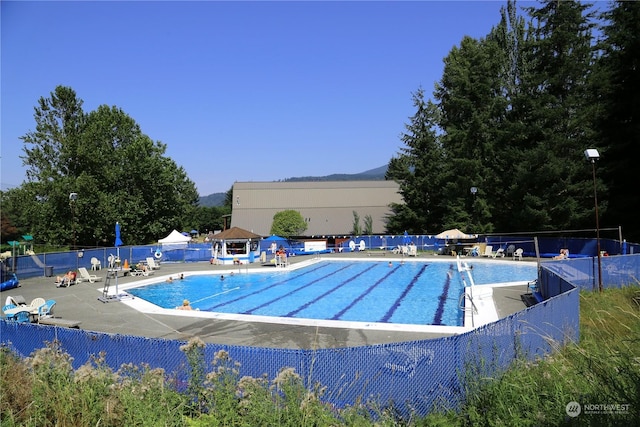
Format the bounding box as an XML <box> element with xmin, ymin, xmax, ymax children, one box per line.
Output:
<box><xmin>210</xmin><ymin>227</ymin><xmax>262</xmax><ymax>265</ymax></box>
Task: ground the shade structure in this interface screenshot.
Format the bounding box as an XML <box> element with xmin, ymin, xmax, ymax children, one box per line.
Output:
<box><xmin>210</xmin><ymin>227</ymin><xmax>262</xmax><ymax>241</ymax></box>
<box><xmin>434</xmin><ymin>228</ymin><xmax>474</xmax><ymax>240</ymax></box>
<box><xmin>158</xmin><ymin>229</ymin><xmax>191</xmax><ymax>250</ymax></box>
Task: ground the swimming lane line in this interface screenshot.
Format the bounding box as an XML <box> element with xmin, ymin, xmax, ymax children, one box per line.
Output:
<box><xmin>285</xmin><ymin>264</ymin><xmax>377</xmax><ymax>317</ymax></box>
<box><xmin>379</xmin><ymin>264</ymin><xmax>429</xmax><ymax>323</ymax></box>
<box><xmin>331</xmin><ymin>264</ymin><xmax>402</xmax><ymax>321</ymax></box>
<box><xmin>241</xmin><ymin>263</ymin><xmax>355</xmax><ymax>315</ymax></box>
<box><xmin>432</xmin><ymin>265</ymin><xmax>455</xmax><ymax>325</ymax></box>
<box><xmin>206</xmin><ymin>263</ymin><xmax>330</xmax><ymax>311</ymax></box>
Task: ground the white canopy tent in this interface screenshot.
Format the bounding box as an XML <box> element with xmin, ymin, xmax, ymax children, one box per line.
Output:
<box><xmin>158</xmin><ymin>229</ymin><xmax>191</xmax><ymax>250</ymax></box>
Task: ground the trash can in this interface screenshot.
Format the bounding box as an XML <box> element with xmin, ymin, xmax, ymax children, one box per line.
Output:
<box><xmin>45</xmin><ymin>266</ymin><xmax>54</xmax><ymax>277</ymax></box>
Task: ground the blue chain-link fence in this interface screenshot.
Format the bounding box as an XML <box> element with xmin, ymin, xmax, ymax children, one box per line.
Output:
<box><xmin>6</xmin><ymin>236</ymin><xmax>638</xmax><ymax>281</ymax></box>
<box><xmin>1</xmin><ymin>287</ymin><xmax>578</xmax><ymax>416</ymax></box>
<box><xmin>2</xmin><ymin>250</ymin><xmax>639</xmax><ymax>416</ymax></box>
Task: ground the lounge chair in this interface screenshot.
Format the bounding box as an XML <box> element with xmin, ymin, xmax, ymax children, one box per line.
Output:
<box><xmin>3</xmin><ymin>299</ymin><xmax>42</xmax><ymax>321</ymax></box>
<box><xmin>146</xmin><ymin>257</ymin><xmax>161</xmax><ymax>270</ymax></box>
<box><xmin>3</xmin><ymin>304</ymin><xmax>33</xmax><ymax>323</ymax></box>
<box><xmin>78</xmin><ymin>267</ymin><xmax>103</xmax><ymax>283</ymax></box>
<box><xmin>5</xmin><ymin>295</ymin><xmax>27</xmax><ymax>306</ymax></box>
<box><xmin>482</xmin><ymin>245</ymin><xmax>493</xmax><ymax>257</ymax></box>
<box><xmin>55</xmin><ymin>272</ymin><xmax>77</xmax><ymax>287</ymax></box>
<box><xmin>2</xmin><ymin>304</ymin><xmax>17</xmax><ymax>320</ymax></box>
<box><xmin>492</xmin><ymin>248</ymin><xmax>505</xmax><ymax>258</ymax></box>
<box><xmin>513</xmin><ymin>248</ymin><xmax>524</xmax><ymax>261</ymax></box>
<box><xmin>130</xmin><ymin>266</ymin><xmax>154</xmax><ymax>277</ymax></box>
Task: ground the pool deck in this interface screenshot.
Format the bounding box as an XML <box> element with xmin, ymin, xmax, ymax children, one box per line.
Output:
<box><xmin>1</xmin><ymin>251</ymin><xmax>535</xmax><ymax>349</ymax></box>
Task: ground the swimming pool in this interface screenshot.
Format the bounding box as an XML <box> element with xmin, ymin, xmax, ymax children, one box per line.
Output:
<box><xmin>125</xmin><ymin>259</ymin><xmax>537</xmax><ymax>329</ymax></box>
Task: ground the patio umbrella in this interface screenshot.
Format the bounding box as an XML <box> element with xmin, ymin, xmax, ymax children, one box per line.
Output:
<box><xmin>115</xmin><ymin>222</ymin><xmax>123</xmax><ymax>247</ymax></box>
<box><xmin>434</xmin><ymin>228</ymin><xmax>474</xmax><ymax>240</ymax></box>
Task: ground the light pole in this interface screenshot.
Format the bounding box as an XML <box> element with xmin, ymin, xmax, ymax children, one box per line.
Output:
<box><xmin>584</xmin><ymin>149</ymin><xmax>602</xmax><ymax>292</ymax></box>
<box><xmin>69</xmin><ymin>192</ymin><xmax>78</xmax><ymax>251</ymax></box>
<box><xmin>470</xmin><ymin>186</ymin><xmax>478</xmax><ymax>230</ymax></box>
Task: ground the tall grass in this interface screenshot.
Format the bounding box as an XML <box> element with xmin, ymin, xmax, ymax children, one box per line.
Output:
<box><xmin>1</xmin><ymin>287</ymin><xmax>638</xmax><ymax>426</ymax></box>
<box><xmin>424</xmin><ymin>286</ymin><xmax>640</xmax><ymax>426</ymax></box>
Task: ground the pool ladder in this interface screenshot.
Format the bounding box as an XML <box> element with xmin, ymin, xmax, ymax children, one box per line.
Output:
<box><xmin>459</xmin><ymin>292</ymin><xmax>478</xmax><ymax>314</ymax></box>
<box><xmin>456</xmin><ymin>255</ymin><xmax>478</xmax><ymax>326</ymax></box>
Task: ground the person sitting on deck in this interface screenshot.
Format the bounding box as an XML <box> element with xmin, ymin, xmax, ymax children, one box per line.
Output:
<box><xmin>56</xmin><ymin>271</ymin><xmax>76</xmax><ymax>287</ymax></box>
<box><xmin>553</xmin><ymin>249</ymin><xmax>569</xmax><ymax>260</ymax></box>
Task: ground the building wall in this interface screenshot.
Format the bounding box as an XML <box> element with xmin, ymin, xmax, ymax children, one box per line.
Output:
<box><xmin>230</xmin><ymin>181</ymin><xmax>403</xmax><ymax>236</ymax></box>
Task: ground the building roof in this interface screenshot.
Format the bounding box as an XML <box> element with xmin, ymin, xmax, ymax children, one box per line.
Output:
<box><xmin>210</xmin><ymin>226</ymin><xmax>262</xmax><ymax>240</ymax></box>
<box><xmin>230</xmin><ymin>180</ymin><xmax>402</xmax><ymax>236</ymax></box>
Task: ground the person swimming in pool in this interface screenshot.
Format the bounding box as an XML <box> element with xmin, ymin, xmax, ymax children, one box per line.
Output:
<box><xmin>177</xmin><ymin>299</ymin><xmax>192</xmax><ymax>310</ymax></box>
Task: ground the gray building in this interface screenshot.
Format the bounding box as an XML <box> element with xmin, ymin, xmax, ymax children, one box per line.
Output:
<box><xmin>230</xmin><ymin>181</ymin><xmax>403</xmax><ymax>236</ymax></box>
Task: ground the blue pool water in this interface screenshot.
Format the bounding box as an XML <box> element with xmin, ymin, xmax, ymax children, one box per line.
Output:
<box><xmin>127</xmin><ymin>260</ymin><xmax>536</xmax><ymax>327</ymax></box>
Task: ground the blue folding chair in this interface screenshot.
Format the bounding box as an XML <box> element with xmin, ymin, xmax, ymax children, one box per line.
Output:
<box><xmin>38</xmin><ymin>300</ymin><xmax>56</xmax><ymax>320</ymax></box>
<box><xmin>14</xmin><ymin>310</ymin><xmax>31</xmax><ymax>323</ymax></box>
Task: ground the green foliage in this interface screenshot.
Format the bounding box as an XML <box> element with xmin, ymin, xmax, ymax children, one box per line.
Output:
<box><xmin>270</xmin><ymin>210</ymin><xmax>307</xmax><ymax>239</ymax></box>
<box><xmin>3</xmin><ymin>86</ymin><xmax>200</xmax><ymax>247</ymax></box>
<box><xmin>363</xmin><ymin>214</ymin><xmax>373</xmax><ymax>235</ymax></box>
<box><xmin>386</xmin><ymin>89</ymin><xmax>446</xmax><ymax>234</ymax></box>
<box><xmin>352</xmin><ymin>211</ymin><xmax>362</xmax><ymax>235</ymax></box>
<box><xmin>596</xmin><ymin>1</ymin><xmax>640</xmax><ymax>242</ymax></box>
<box><xmin>389</xmin><ymin>0</ymin><xmax>640</xmax><ymax>240</ymax></box>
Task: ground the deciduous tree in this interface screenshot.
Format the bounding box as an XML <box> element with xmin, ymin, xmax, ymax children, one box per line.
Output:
<box><xmin>270</xmin><ymin>210</ymin><xmax>307</xmax><ymax>239</ymax></box>
<box><xmin>6</xmin><ymin>86</ymin><xmax>199</xmax><ymax>247</ymax></box>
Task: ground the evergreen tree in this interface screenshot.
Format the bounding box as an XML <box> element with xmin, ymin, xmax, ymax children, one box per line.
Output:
<box><xmin>507</xmin><ymin>0</ymin><xmax>598</xmax><ymax>232</ymax></box>
<box><xmin>595</xmin><ymin>0</ymin><xmax>640</xmax><ymax>242</ymax></box>
<box><xmin>435</xmin><ymin>34</ymin><xmax>509</xmax><ymax>233</ymax></box>
<box><xmin>386</xmin><ymin>89</ymin><xmax>445</xmax><ymax>234</ymax></box>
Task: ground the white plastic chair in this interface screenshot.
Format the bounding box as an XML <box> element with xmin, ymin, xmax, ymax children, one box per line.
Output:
<box><xmin>513</xmin><ymin>248</ymin><xmax>523</xmax><ymax>261</ymax></box>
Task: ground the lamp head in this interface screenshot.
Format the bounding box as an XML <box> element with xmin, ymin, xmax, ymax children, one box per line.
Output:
<box><xmin>584</xmin><ymin>149</ymin><xmax>600</xmax><ymax>161</ymax></box>
<box><xmin>69</xmin><ymin>192</ymin><xmax>78</xmax><ymax>201</ymax></box>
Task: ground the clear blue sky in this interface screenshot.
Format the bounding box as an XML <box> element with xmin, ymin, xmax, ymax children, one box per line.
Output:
<box><xmin>2</xmin><ymin>1</ymin><xmax>523</xmax><ymax>196</ymax></box>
